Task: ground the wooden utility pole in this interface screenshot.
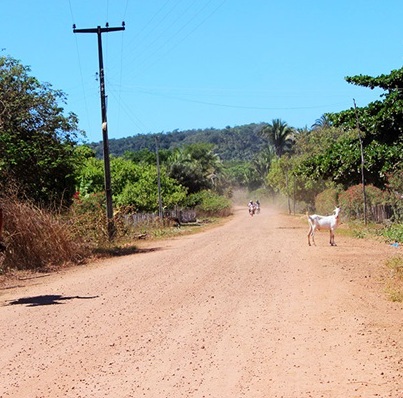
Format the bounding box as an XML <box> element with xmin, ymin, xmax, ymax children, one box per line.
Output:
<box><xmin>155</xmin><ymin>136</ymin><xmax>163</xmax><ymax>219</ymax></box>
<box><xmin>73</xmin><ymin>22</ymin><xmax>125</xmax><ymax>240</ymax></box>
<box><xmin>353</xmin><ymin>99</ymin><xmax>368</xmax><ymax>225</ymax></box>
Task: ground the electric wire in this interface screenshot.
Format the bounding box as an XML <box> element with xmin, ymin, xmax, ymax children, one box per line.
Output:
<box><xmin>125</xmin><ymin>0</ymin><xmax>226</xmax><ymax>78</ymax></box>
<box><xmin>107</xmin><ymin>87</ymin><xmax>151</xmax><ymax>135</ymax></box>
<box><xmin>104</xmin><ymin>0</ymin><xmax>231</xmax><ymax>136</ymax></box>
<box><xmin>67</xmin><ymin>0</ymin><xmax>94</xmax><ymax>136</ymax></box>
<box><xmin>113</xmin><ymin>85</ymin><xmax>351</xmax><ymax>111</ymax></box>
<box><xmin>122</xmin><ymin>0</ymin><xmax>129</xmax><ymax>20</ymax></box>
<box><xmin>66</xmin><ymin>1</ymin><xmax>381</xmax><ymax>140</ymax></box>
<box><xmin>128</xmin><ymin>0</ymin><xmax>180</xmax><ymax>47</ymax></box>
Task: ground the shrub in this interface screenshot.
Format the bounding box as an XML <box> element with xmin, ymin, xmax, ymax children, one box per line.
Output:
<box><xmin>193</xmin><ymin>191</ymin><xmax>232</xmax><ymax>217</ymax></box>
<box><xmin>380</xmin><ymin>224</ymin><xmax>403</xmax><ymax>244</ymax></box>
<box><xmin>0</xmin><ymin>196</ymin><xmax>88</xmax><ymax>272</ymax></box>
<box><xmin>315</xmin><ymin>188</ymin><xmax>339</xmax><ymax>214</ymax></box>
<box><xmin>68</xmin><ymin>192</ymin><xmax>111</xmax><ymax>246</ymax></box>
<box><xmin>338</xmin><ymin>184</ymin><xmax>387</xmax><ymax>220</ymax></box>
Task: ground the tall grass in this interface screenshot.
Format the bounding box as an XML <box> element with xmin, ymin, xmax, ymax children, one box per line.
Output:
<box><xmin>0</xmin><ymin>186</ymin><xmax>235</xmax><ymax>274</ymax></box>
<box><xmin>0</xmin><ymin>196</ymin><xmax>89</xmax><ymax>272</ymax></box>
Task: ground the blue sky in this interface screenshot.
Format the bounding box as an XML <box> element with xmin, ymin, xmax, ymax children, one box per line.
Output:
<box><xmin>2</xmin><ymin>1</ymin><xmax>403</xmax><ymax>143</ymax></box>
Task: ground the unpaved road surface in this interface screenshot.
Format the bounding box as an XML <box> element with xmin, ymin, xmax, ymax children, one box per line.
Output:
<box><xmin>1</xmin><ymin>206</ymin><xmax>402</xmax><ymax>398</ymax></box>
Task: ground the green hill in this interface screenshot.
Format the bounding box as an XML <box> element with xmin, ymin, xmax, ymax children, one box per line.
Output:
<box><xmin>90</xmin><ymin>123</ymin><xmax>269</xmax><ymax>161</ymax></box>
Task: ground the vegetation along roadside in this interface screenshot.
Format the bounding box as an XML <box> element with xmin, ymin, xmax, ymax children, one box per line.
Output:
<box><xmin>1</xmin><ymin>54</ymin><xmax>402</xmax><ymax>300</ymax></box>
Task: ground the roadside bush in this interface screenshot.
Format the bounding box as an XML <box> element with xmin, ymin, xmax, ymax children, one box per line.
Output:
<box><xmin>338</xmin><ymin>184</ymin><xmax>387</xmax><ymax>220</ymax></box>
<box><xmin>315</xmin><ymin>187</ymin><xmax>339</xmax><ymax>214</ymax></box>
<box><xmin>191</xmin><ymin>190</ymin><xmax>232</xmax><ymax>217</ymax></box>
<box><xmin>380</xmin><ymin>224</ymin><xmax>403</xmax><ymax>244</ymax></box>
<box><xmin>68</xmin><ymin>192</ymin><xmax>111</xmax><ymax>246</ymax></box>
<box><xmin>0</xmin><ymin>196</ymin><xmax>88</xmax><ymax>272</ymax></box>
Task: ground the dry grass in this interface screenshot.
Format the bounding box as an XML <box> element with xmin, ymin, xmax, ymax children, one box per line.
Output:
<box><xmin>0</xmin><ymin>195</ymin><xmax>230</xmax><ymax>274</ymax></box>
<box><xmin>0</xmin><ymin>196</ymin><xmax>89</xmax><ymax>272</ymax></box>
<box><xmin>385</xmin><ymin>256</ymin><xmax>403</xmax><ymax>302</ymax></box>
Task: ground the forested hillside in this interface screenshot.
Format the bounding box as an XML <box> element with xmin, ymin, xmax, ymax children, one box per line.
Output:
<box><xmin>89</xmin><ymin>123</ymin><xmax>268</xmax><ymax>161</ymax></box>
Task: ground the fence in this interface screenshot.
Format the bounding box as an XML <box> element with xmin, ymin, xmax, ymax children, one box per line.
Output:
<box><xmin>123</xmin><ymin>208</ymin><xmax>197</xmax><ymax>227</ymax></box>
<box><xmin>164</xmin><ymin>209</ymin><xmax>197</xmax><ymax>223</ymax></box>
<box><xmin>370</xmin><ymin>205</ymin><xmax>394</xmax><ymax>223</ymax></box>
<box><xmin>346</xmin><ymin>204</ymin><xmax>394</xmax><ymax>223</ymax></box>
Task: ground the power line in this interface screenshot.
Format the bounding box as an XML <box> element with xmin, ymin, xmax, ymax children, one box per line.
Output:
<box><xmin>120</xmin><ymin>0</ymin><xmax>227</xmax><ymax>78</ymax></box>
<box><xmin>67</xmin><ymin>0</ymin><xmax>94</xmax><ymax>134</ymax></box>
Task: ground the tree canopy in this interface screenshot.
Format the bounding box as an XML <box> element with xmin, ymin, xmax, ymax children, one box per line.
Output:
<box><xmin>90</xmin><ymin>123</ymin><xmax>268</xmax><ymax>161</ymax></box>
<box><xmin>328</xmin><ymin>68</ymin><xmax>403</xmax><ymax>145</ymax></box>
<box><xmin>293</xmin><ymin>68</ymin><xmax>403</xmax><ymax>191</ymax></box>
<box><xmin>0</xmin><ymin>56</ymin><xmax>83</xmax><ymax>205</ymax></box>
<box><xmin>259</xmin><ymin>119</ymin><xmax>295</xmax><ymax>157</ymax></box>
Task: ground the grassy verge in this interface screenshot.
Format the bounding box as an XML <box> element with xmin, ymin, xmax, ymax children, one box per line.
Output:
<box><xmin>385</xmin><ymin>256</ymin><xmax>403</xmax><ymax>302</ymax></box>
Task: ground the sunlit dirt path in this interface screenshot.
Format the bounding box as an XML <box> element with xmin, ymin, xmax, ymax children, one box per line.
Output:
<box><xmin>1</xmin><ymin>206</ymin><xmax>402</xmax><ymax>397</ymax></box>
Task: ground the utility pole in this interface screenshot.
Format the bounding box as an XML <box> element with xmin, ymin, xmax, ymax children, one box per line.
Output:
<box><xmin>155</xmin><ymin>136</ymin><xmax>163</xmax><ymax>219</ymax></box>
<box><xmin>73</xmin><ymin>22</ymin><xmax>125</xmax><ymax>240</ymax></box>
<box><xmin>353</xmin><ymin>98</ymin><xmax>368</xmax><ymax>225</ymax></box>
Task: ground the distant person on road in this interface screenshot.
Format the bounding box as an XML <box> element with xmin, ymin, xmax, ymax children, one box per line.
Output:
<box><xmin>248</xmin><ymin>200</ymin><xmax>255</xmax><ymax>216</ymax></box>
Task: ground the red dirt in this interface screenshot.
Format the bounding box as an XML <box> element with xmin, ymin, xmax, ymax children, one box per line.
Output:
<box><xmin>0</xmin><ymin>206</ymin><xmax>402</xmax><ymax>397</ymax></box>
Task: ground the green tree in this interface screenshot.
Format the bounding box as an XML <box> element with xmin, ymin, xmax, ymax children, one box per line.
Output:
<box><xmin>295</xmin><ymin>111</ymin><xmax>403</xmax><ymax>190</ymax></box>
<box><xmin>76</xmin><ymin>157</ymin><xmax>105</xmax><ymax>196</ymax></box>
<box><xmin>122</xmin><ymin>148</ymin><xmax>173</xmax><ymax>165</ymax></box>
<box><xmin>225</xmin><ymin>160</ymin><xmax>260</xmax><ymax>190</ymax></box>
<box><xmin>251</xmin><ymin>146</ymin><xmax>275</xmax><ymax>188</ymax></box>
<box><xmin>328</xmin><ymin>68</ymin><xmax>403</xmax><ymax>144</ymax></box>
<box><xmin>116</xmin><ymin>164</ymin><xmax>187</xmax><ymax>212</ymax></box>
<box><xmin>0</xmin><ymin>56</ymin><xmax>82</xmax><ymax>205</ymax></box>
<box><xmin>259</xmin><ymin>119</ymin><xmax>295</xmax><ymax>157</ymax></box>
<box><xmin>167</xmin><ymin>143</ymin><xmax>224</xmax><ymax>194</ymax></box>
<box><xmin>76</xmin><ymin>156</ymin><xmax>187</xmax><ymax>212</ymax></box>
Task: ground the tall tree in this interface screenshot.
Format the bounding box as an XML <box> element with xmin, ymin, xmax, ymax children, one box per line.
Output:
<box><xmin>167</xmin><ymin>143</ymin><xmax>224</xmax><ymax>194</ymax></box>
<box><xmin>328</xmin><ymin>67</ymin><xmax>403</xmax><ymax>144</ymax></box>
<box><xmin>305</xmin><ymin>67</ymin><xmax>403</xmax><ymax>189</ymax></box>
<box><xmin>251</xmin><ymin>146</ymin><xmax>275</xmax><ymax>187</ymax></box>
<box><xmin>0</xmin><ymin>56</ymin><xmax>82</xmax><ymax>205</ymax></box>
<box><xmin>259</xmin><ymin>119</ymin><xmax>295</xmax><ymax>157</ymax></box>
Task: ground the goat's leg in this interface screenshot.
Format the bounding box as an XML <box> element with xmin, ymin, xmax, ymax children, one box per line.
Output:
<box><xmin>307</xmin><ymin>225</ymin><xmax>312</xmax><ymax>246</ymax></box>
<box><xmin>308</xmin><ymin>225</ymin><xmax>316</xmax><ymax>246</ymax></box>
<box><xmin>330</xmin><ymin>230</ymin><xmax>336</xmax><ymax>246</ymax></box>
<box><xmin>311</xmin><ymin>228</ymin><xmax>316</xmax><ymax>246</ymax></box>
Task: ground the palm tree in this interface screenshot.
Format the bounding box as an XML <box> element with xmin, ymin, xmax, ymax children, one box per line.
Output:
<box><xmin>311</xmin><ymin>114</ymin><xmax>332</xmax><ymax>130</ymax></box>
<box><xmin>167</xmin><ymin>144</ymin><xmax>225</xmax><ymax>194</ymax></box>
<box><xmin>260</xmin><ymin>119</ymin><xmax>295</xmax><ymax>214</ymax></box>
<box><xmin>252</xmin><ymin>146</ymin><xmax>275</xmax><ymax>186</ymax></box>
<box><xmin>259</xmin><ymin>118</ymin><xmax>295</xmax><ymax>157</ymax></box>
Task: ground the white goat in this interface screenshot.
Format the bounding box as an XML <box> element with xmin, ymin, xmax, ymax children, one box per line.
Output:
<box><xmin>307</xmin><ymin>206</ymin><xmax>341</xmax><ymax>246</ymax></box>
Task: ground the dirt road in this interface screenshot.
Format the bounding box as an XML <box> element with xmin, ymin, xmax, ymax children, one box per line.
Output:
<box><xmin>0</xmin><ymin>206</ymin><xmax>402</xmax><ymax>398</ymax></box>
